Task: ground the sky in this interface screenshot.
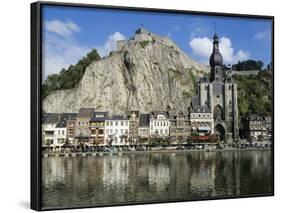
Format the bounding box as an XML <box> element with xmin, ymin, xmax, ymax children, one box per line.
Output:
<box><xmin>42</xmin><ymin>5</ymin><xmax>272</xmax><ymax>79</ymax></box>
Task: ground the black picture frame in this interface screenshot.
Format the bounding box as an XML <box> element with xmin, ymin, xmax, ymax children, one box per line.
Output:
<box><xmin>31</xmin><ymin>1</ymin><xmax>274</xmax><ymax>211</ymax></box>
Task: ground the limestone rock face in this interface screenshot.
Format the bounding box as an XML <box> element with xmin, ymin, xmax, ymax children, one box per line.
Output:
<box><xmin>43</xmin><ymin>29</ymin><xmax>209</xmax><ymax>113</ymax></box>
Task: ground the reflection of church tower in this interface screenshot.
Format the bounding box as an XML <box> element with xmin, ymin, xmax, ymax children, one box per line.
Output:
<box><xmin>191</xmin><ymin>32</ymin><xmax>239</xmax><ymax>141</ymax></box>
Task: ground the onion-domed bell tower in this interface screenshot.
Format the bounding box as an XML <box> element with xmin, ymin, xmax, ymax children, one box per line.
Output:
<box><xmin>209</xmin><ymin>33</ymin><xmax>224</xmax><ymax>82</ymax></box>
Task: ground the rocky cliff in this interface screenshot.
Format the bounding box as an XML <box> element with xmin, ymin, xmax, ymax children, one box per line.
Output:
<box><xmin>43</xmin><ymin>28</ymin><xmax>209</xmax><ymax>113</ymax></box>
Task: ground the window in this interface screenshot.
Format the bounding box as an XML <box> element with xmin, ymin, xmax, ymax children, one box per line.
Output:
<box><xmin>91</xmin><ymin>129</ymin><xmax>96</xmax><ymax>135</ymax></box>
<box><xmin>115</xmin><ymin>129</ymin><xmax>118</xmax><ymax>134</ymax></box>
<box><xmin>125</xmin><ymin>121</ymin><xmax>128</xmax><ymax>126</ymax></box>
<box><xmin>121</xmin><ymin>129</ymin><xmax>124</xmax><ymax>134</ymax></box>
<box><xmin>121</xmin><ymin>121</ymin><xmax>124</xmax><ymax>126</ymax></box>
<box><xmin>58</xmin><ymin>130</ymin><xmax>60</xmax><ymax>134</ymax></box>
<box><xmin>62</xmin><ymin>130</ymin><xmax>65</xmax><ymax>135</ymax></box>
<box><xmin>110</xmin><ymin>129</ymin><xmax>113</xmax><ymax>134</ymax></box>
<box><xmin>115</xmin><ymin>121</ymin><xmax>118</xmax><ymax>126</ymax></box>
<box><xmin>110</xmin><ymin>121</ymin><xmax>113</xmax><ymax>126</ymax></box>
<box><xmin>99</xmin><ymin>129</ymin><xmax>104</xmax><ymax>134</ymax></box>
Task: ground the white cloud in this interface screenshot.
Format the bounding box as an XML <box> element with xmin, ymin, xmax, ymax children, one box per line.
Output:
<box><xmin>44</xmin><ymin>20</ymin><xmax>80</xmax><ymax>37</ymax></box>
<box><xmin>189</xmin><ymin>36</ymin><xmax>250</xmax><ymax>65</ymax></box>
<box><xmin>255</xmin><ymin>30</ymin><xmax>271</xmax><ymax>41</ymax></box>
<box><xmin>43</xmin><ymin>19</ymin><xmax>126</xmax><ymax>80</ymax></box>
<box><xmin>96</xmin><ymin>32</ymin><xmax>126</xmax><ymax>56</ymax></box>
<box><xmin>42</xmin><ymin>32</ymin><xmax>91</xmax><ymax>80</ymax></box>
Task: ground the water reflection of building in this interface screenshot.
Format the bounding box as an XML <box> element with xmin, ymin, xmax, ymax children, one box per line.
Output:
<box><xmin>148</xmin><ymin>160</ymin><xmax>170</xmax><ymax>192</ymax></box>
<box><xmin>189</xmin><ymin>153</ymin><xmax>216</xmax><ymax>194</ymax></box>
<box><xmin>102</xmin><ymin>156</ymin><xmax>129</xmax><ymax>187</ymax></box>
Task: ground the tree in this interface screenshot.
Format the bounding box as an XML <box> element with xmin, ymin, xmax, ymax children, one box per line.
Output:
<box><xmin>232</xmin><ymin>60</ymin><xmax>264</xmax><ymax>71</ymax></box>
<box><xmin>42</xmin><ymin>49</ymin><xmax>101</xmax><ymax>99</ymax></box>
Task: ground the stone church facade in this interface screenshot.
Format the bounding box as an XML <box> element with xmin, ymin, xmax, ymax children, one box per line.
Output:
<box><xmin>191</xmin><ymin>33</ymin><xmax>239</xmax><ymax>141</ymax></box>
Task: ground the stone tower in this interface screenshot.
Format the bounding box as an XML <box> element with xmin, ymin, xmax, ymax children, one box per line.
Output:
<box><xmin>191</xmin><ymin>33</ymin><xmax>239</xmax><ymax>141</ymax></box>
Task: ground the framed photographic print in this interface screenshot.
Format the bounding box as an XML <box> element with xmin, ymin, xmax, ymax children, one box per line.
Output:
<box><xmin>31</xmin><ymin>1</ymin><xmax>274</xmax><ymax>211</ymax></box>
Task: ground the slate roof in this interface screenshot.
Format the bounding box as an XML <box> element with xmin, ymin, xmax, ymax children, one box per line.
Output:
<box><xmin>150</xmin><ymin>111</ymin><xmax>168</xmax><ymax>119</ymax></box>
<box><xmin>55</xmin><ymin>113</ymin><xmax>77</xmax><ymax>128</ymax></box>
<box><xmin>90</xmin><ymin>111</ymin><xmax>108</xmax><ymax>121</ymax></box>
<box><xmin>168</xmin><ymin>110</ymin><xmax>189</xmax><ymax>119</ymax></box>
<box><xmin>66</xmin><ymin>113</ymin><xmax>77</xmax><ymax>120</ymax></box>
<box><xmin>106</xmin><ymin>115</ymin><xmax>129</xmax><ymax>120</ymax></box>
<box><xmin>56</xmin><ymin>114</ymin><xmax>68</xmax><ymax>128</ymax></box>
<box><xmin>77</xmin><ymin>108</ymin><xmax>95</xmax><ymax>118</ymax></box>
<box><xmin>139</xmin><ymin>114</ymin><xmax>150</xmax><ymax>127</ymax></box>
<box><xmin>42</xmin><ymin>113</ymin><xmax>60</xmax><ymax>124</ymax></box>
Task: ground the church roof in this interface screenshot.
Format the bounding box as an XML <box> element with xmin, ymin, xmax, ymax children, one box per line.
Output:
<box><xmin>209</xmin><ymin>33</ymin><xmax>223</xmax><ymax>68</ymax></box>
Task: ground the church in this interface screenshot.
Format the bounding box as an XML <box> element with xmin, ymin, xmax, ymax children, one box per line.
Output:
<box><xmin>191</xmin><ymin>33</ymin><xmax>239</xmax><ymax>141</ymax></box>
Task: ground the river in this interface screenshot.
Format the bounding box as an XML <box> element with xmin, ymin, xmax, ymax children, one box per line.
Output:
<box><xmin>42</xmin><ymin>150</ymin><xmax>272</xmax><ymax>209</ymax></box>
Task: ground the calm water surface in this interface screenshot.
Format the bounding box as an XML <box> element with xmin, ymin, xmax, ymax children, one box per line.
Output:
<box><xmin>42</xmin><ymin>150</ymin><xmax>272</xmax><ymax>209</ymax></box>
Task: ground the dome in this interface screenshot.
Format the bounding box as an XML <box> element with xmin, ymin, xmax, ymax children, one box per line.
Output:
<box><xmin>209</xmin><ymin>51</ymin><xmax>223</xmax><ymax>67</ymax></box>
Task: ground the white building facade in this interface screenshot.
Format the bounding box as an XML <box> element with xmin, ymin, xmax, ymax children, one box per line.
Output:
<box><xmin>149</xmin><ymin>112</ymin><xmax>170</xmax><ymax>137</ymax></box>
<box><xmin>104</xmin><ymin>115</ymin><xmax>130</xmax><ymax>146</ymax></box>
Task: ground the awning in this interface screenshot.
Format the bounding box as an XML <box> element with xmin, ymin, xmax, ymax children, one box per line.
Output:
<box><xmin>198</xmin><ymin>126</ymin><xmax>210</xmax><ymax>131</ymax></box>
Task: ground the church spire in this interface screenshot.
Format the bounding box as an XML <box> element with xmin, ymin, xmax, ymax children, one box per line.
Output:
<box><xmin>209</xmin><ymin>32</ymin><xmax>224</xmax><ymax>82</ymax></box>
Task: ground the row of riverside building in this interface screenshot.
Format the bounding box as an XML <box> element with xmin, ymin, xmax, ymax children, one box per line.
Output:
<box><xmin>42</xmin><ymin>107</ymin><xmax>215</xmax><ymax>149</ymax></box>
<box><xmin>42</xmin><ymin>108</ymin><xmax>272</xmax><ymax>149</ymax></box>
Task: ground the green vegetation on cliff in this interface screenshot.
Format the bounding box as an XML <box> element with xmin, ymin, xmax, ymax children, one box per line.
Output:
<box><xmin>232</xmin><ymin>59</ymin><xmax>264</xmax><ymax>71</ymax></box>
<box><xmin>42</xmin><ymin>49</ymin><xmax>101</xmax><ymax>99</ymax></box>
<box><xmin>233</xmin><ymin>70</ymin><xmax>272</xmax><ymax>118</ymax></box>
